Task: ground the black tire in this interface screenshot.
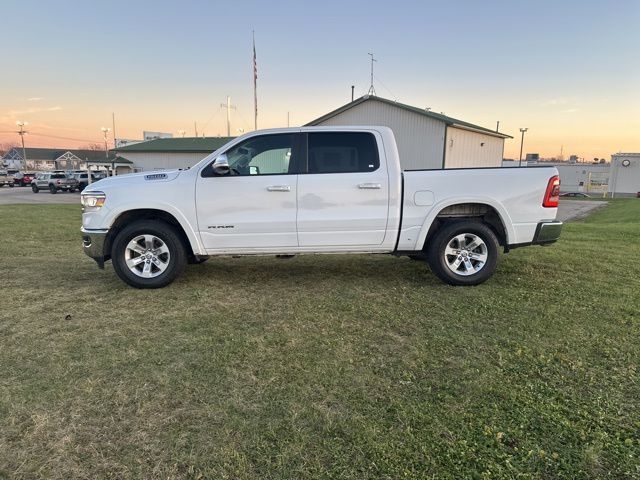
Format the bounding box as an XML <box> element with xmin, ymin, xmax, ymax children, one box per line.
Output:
<box><xmin>427</xmin><ymin>220</ymin><xmax>499</xmax><ymax>286</ymax></box>
<box><xmin>111</xmin><ymin>220</ymin><xmax>187</xmax><ymax>289</ymax></box>
<box><xmin>78</xmin><ymin>184</ymin><xmax>85</xmax><ymax>192</ymax></box>
<box><xmin>49</xmin><ymin>184</ymin><xmax>57</xmax><ymax>194</ymax></box>
<box><xmin>9</xmin><ymin>183</ymin><xmax>14</xmax><ymax>188</ymax></box>
<box><xmin>32</xmin><ymin>184</ymin><xmax>39</xmax><ymax>193</ymax></box>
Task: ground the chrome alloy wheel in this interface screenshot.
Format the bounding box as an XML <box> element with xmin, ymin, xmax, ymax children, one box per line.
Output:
<box><xmin>443</xmin><ymin>233</ymin><xmax>488</xmax><ymax>276</ymax></box>
<box><xmin>124</xmin><ymin>234</ymin><xmax>171</xmax><ymax>278</ymax></box>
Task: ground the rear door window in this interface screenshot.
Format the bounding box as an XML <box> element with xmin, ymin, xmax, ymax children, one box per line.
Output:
<box><xmin>307</xmin><ymin>132</ymin><xmax>379</xmax><ymax>174</ymax></box>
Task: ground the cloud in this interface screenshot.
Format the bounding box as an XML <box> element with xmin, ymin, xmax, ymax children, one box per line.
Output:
<box><xmin>561</xmin><ymin>108</ymin><xmax>579</xmax><ymax>114</ymax></box>
<box><xmin>0</xmin><ymin>105</ymin><xmax>63</xmax><ymax>124</ymax></box>
<box><xmin>27</xmin><ymin>97</ymin><xmax>43</xmax><ymax>101</ymax></box>
<box><xmin>541</xmin><ymin>98</ymin><xmax>571</xmax><ymax>107</ymax></box>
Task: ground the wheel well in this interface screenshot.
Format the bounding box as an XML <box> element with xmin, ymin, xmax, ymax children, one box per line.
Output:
<box><xmin>423</xmin><ymin>203</ymin><xmax>507</xmax><ymax>249</ymax></box>
<box><xmin>105</xmin><ymin>209</ymin><xmax>194</xmax><ymax>260</ymax></box>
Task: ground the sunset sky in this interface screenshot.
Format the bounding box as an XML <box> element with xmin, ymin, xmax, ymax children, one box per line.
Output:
<box><xmin>1</xmin><ymin>0</ymin><xmax>638</xmax><ymax>160</ymax></box>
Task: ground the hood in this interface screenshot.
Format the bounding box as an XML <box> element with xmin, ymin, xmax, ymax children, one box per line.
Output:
<box><xmin>84</xmin><ymin>169</ymin><xmax>182</xmax><ymax>192</ymax></box>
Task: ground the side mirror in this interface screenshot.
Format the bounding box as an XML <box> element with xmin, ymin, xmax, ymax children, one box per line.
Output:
<box><xmin>212</xmin><ymin>154</ymin><xmax>230</xmax><ymax>175</ymax></box>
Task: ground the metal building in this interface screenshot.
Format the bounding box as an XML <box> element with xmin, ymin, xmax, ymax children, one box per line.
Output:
<box><xmin>114</xmin><ymin>137</ymin><xmax>234</xmax><ymax>171</ymax></box>
<box><xmin>306</xmin><ymin>95</ymin><xmax>511</xmax><ymax>170</ymax></box>
<box><xmin>609</xmin><ymin>153</ymin><xmax>640</xmax><ymax>196</ymax></box>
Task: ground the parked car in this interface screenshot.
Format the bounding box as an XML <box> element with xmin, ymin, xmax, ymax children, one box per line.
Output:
<box><xmin>0</xmin><ymin>170</ymin><xmax>15</xmax><ymax>187</ymax></box>
<box><xmin>13</xmin><ymin>171</ymin><xmax>37</xmax><ymax>186</ymax></box>
<box><xmin>560</xmin><ymin>192</ymin><xmax>591</xmax><ymax>198</ymax></box>
<box><xmin>81</xmin><ymin>127</ymin><xmax>563</xmax><ymax>288</ymax></box>
<box><xmin>32</xmin><ymin>172</ymin><xmax>79</xmax><ymax>194</ymax></box>
<box><xmin>73</xmin><ymin>172</ymin><xmax>98</xmax><ymax>191</ymax></box>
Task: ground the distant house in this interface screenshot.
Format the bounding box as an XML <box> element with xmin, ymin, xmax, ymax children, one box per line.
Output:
<box><xmin>1</xmin><ymin>148</ymin><xmax>133</xmax><ymax>174</ymax></box>
<box><xmin>114</xmin><ymin>137</ymin><xmax>234</xmax><ymax>171</ymax></box>
<box><xmin>306</xmin><ymin>95</ymin><xmax>512</xmax><ymax>170</ymax></box>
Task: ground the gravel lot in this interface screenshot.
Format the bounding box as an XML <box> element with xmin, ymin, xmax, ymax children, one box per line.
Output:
<box><xmin>0</xmin><ymin>185</ymin><xmax>81</xmax><ymax>205</ymax></box>
<box><xmin>557</xmin><ymin>199</ymin><xmax>607</xmax><ymax>222</ymax></box>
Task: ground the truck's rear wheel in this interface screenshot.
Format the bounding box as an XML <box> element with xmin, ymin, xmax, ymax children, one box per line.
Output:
<box><xmin>111</xmin><ymin>220</ymin><xmax>187</xmax><ymax>289</ymax></box>
<box><xmin>49</xmin><ymin>185</ymin><xmax>57</xmax><ymax>194</ymax></box>
<box><xmin>427</xmin><ymin>221</ymin><xmax>499</xmax><ymax>286</ymax></box>
<box><xmin>32</xmin><ymin>184</ymin><xmax>39</xmax><ymax>193</ymax></box>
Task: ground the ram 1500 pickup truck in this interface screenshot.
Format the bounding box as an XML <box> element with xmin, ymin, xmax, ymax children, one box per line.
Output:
<box><xmin>80</xmin><ymin>127</ymin><xmax>562</xmax><ymax>288</ymax></box>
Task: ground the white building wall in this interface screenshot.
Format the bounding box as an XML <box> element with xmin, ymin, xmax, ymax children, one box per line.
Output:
<box><xmin>314</xmin><ymin>100</ymin><xmax>447</xmax><ymax>170</ymax></box>
<box><xmin>444</xmin><ymin>127</ymin><xmax>503</xmax><ymax>169</ymax></box>
<box><xmin>556</xmin><ymin>164</ymin><xmax>610</xmax><ymax>193</ymax></box>
<box><xmin>609</xmin><ymin>153</ymin><xmax>640</xmax><ymax>195</ymax></box>
<box><xmin>121</xmin><ymin>151</ymin><xmax>209</xmax><ymax>171</ymax></box>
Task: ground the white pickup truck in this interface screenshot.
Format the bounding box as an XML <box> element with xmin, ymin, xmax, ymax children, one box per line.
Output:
<box><xmin>81</xmin><ymin>126</ymin><xmax>562</xmax><ymax>288</ymax></box>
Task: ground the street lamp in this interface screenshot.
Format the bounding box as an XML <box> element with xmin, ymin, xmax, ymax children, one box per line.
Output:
<box><xmin>16</xmin><ymin>121</ymin><xmax>28</xmax><ymax>170</ymax></box>
<box><xmin>518</xmin><ymin>128</ymin><xmax>528</xmax><ymax>167</ymax></box>
<box><xmin>101</xmin><ymin>127</ymin><xmax>113</xmax><ymax>176</ymax></box>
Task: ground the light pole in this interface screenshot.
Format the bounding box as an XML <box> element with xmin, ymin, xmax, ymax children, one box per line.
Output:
<box><xmin>519</xmin><ymin>128</ymin><xmax>528</xmax><ymax>167</ymax></box>
<box><xmin>16</xmin><ymin>121</ymin><xmax>28</xmax><ymax>170</ymax></box>
<box><xmin>101</xmin><ymin>127</ymin><xmax>112</xmax><ymax>176</ymax></box>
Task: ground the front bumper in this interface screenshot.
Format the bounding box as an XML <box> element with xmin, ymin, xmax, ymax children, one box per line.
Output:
<box><xmin>532</xmin><ymin>221</ymin><xmax>563</xmax><ymax>245</ymax></box>
<box><xmin>81</xmin><ymin>227</ymin><xmax>108</xmax><ymax>268</ymax></box>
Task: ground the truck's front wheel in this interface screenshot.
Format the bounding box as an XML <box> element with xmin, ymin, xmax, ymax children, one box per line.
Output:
<box><xmin>111</xmin><ymin>220</ymin><xmax>187</xmax><ymax>289</ymax></box>
<box><xmin>427</xmin><ymin>221</ymin><xmax>499</xmax><ymax>286</ymax></box>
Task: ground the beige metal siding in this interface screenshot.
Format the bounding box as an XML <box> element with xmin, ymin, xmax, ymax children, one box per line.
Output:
<box><xmin>444</xmin><ymin>127</ymin><xmax>503</xmax><ymax>169</ymax></box>
<box><xmin>315</xmin><ymin>100</ymin><xmax>446</xmax><ymax>170</ymax></box>
<box><xmin>122</xmin><ymin>152</ymin><xmax>209</xmax><ymax>171</ymax></box>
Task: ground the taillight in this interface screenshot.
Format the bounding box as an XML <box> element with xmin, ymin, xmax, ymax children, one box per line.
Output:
<box><xmin>543</xmin><ymin>175</ymin><xmax>560</xmax><ymax>208</ymax></box>
<box><xmin>57</xmin><ymin>180</ymin><xmax>61</xmax><ymax>185</ymax></box>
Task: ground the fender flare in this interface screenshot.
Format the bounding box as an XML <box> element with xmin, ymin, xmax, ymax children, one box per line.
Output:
<box><xmin>414</xmin><ymin>196</ymin><xmax>515</xmax><ymax>250</ymax></box>
<box><xmin>104</xmin><ymin>202</ymin><xmax>205</xmax><ymax>255</ymax></box>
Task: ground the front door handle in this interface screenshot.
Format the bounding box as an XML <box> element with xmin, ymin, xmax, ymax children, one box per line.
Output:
<box><xmin>267</xmin><ymin>185</ymin><xmax>291</xmax><ymax>192</ymax></box>
<box><xmin>358</xmin><ymin>183</ymin><xmax>382</xmax><ymax>189</ymax></box>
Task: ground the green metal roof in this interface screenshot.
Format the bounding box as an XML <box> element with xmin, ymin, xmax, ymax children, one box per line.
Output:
<box><xmin>114</xmin><ymin>137</ymin><xmax>235</xmax><ymax>153</ymax></box>
<box><xmin>306</xmin><ymin>95</ymin><xmax>512</xmax><ymax>139</ymax></box>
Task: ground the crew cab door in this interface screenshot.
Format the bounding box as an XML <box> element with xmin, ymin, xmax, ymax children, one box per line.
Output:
<box><xmin>297</xmin><ymin>131</ymin><xmax>389</xmax><ymax>247</ymax></box>
<box><xmin>195</xmin><ymin>133</ymin><xmax>303</xmax><ymax>251</ymax></box>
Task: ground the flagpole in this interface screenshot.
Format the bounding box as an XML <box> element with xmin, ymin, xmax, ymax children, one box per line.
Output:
<box><xmin>253</xmin><ymin>31</ymin><xmax>258</xmax><ymax>131</ymax></box>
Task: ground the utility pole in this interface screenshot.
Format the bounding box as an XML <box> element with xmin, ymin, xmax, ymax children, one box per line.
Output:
<box><xmin>101</xmin><ymin>127</ymin><xmax>112</xmax><ymax>175</ymax></box>
<box><xmin>220</xmin><ymin>96</ymin><xmax>236</xmax><ymax>137</ymax></box>
<box><xmin>519</xmin><ymin>128</ymin><xmax>528</xmax><ymax>167</ymax></box>
<box><xmin>16</xmin><ymin>121</ymin><xmax>28</xmax><ymax>170</ymax></box>
<box><xmin>367</xmin><ymin>53</ymin><xmax>377</xmax><ymax>96</ymax></box>
<box><xmin>111</xmin><ymin>113</ymin><xmax>117</xmax><ymax>149</ymax></box>
<box><xmin>253</xmin><ymin>31</ymin><xmax>258</xmax><ymax>131</ymax></box>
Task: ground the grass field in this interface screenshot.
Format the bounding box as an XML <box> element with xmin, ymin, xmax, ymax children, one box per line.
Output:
<box><xmin>0</xmin><ymin>201</ymin><xmax>638</xmax><ymax>479</ymax></box>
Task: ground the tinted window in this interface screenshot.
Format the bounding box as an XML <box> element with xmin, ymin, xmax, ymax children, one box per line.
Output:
<box><xmin>307</xmin><ymin>132</ymin><xmax>379</xmax><ymax>174</ymax></box>
<box><xmin>51</xmin><ymin>174</ymin><xmax>66</xmax><ymax>179</ymax></box>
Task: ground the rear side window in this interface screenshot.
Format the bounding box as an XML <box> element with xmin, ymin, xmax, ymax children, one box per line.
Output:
<box><xmin>51</xmin><ymin>174</ymin><xmax>66</xmax><ymax>179</ymax></box>
<box><xmin>307</xmin><ymin>132</ymin><xmax>379</xmax><ymax>174</ymax></box>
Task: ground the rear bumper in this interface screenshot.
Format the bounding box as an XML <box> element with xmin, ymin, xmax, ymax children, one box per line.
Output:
<box><xmin>81</xmin><ymin>227</ymin><xmax>108</xmax><ymax>268</ymax></box>
<box><xmin>532</xmin><ymin>221</ymin><xmax>563</xmax><ymax>245</ymax></box>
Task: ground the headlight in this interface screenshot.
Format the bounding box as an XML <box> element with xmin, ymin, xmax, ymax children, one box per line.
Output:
<box><xmin>81</xmin><ymin>191</ymin><xmax>106</xmax><ymax>212</ymax></box>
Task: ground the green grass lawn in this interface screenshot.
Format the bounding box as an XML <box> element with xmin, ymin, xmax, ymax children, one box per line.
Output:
<box><xmin>0</xmin><ymin>201</ymin><xmax>638</xmax><ymax>479</ymax></box>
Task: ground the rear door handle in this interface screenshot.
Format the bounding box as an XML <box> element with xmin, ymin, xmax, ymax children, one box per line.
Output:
<box><xmin>267</xmin><ymin>185</ymin><xmax>291</xmax><ymax>192</ymax></box>
<box><xmin>358</xmin><ymin>183</ymin><xmax>382</xmax><ymax>189</ymax></box>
